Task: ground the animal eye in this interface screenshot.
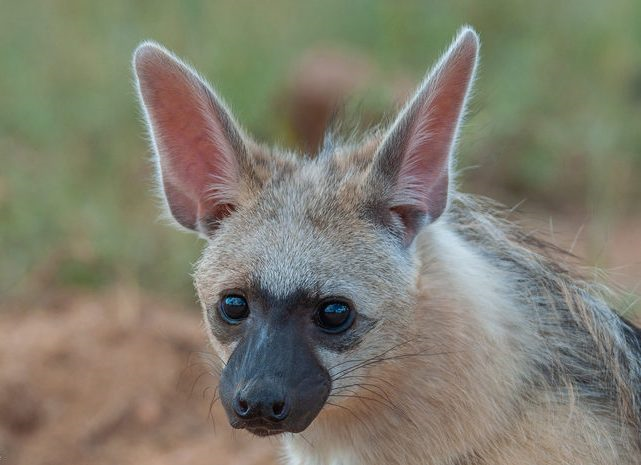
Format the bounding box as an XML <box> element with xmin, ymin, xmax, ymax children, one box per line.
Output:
<box><xmin>316</xmin><ymin>301</ymin><xmax>354</xmax><ymax>333</ymax></box>
<box><xmin>219</xmin><ymin>295</ymin><xmax>249</xmax><ymax>324</ymax></box>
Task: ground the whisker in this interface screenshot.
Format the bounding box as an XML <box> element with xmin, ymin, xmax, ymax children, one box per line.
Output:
<box><xmin>333</xmin><ymin>349</ymin><xmax>459</xmax><ymax>380</ymax></box>
<box><xmin>330</xmin><ymin>392</ymin><xmax>406</xmax><ymax>420</ymax></box>
<box><xmin>329</xmin><ymin>390</ymin><xmax>420</xmax><ymax>432</ymax></box>
<box><xmin>334</xmin><ymin>373</ymin><xmax>399</xmax><ymax>391</ymax></box>
<box><xmin>202</xmin><ymin>384</ymin><xmax>217</xmax><ymax>400</ymax></box>
<box><xmin>324</xmin><ymin>401</ymin><xmax>369</xmax><ymax>430</ymax></box>
<box><xmin>298</xmin><ymin>432</ymin><xmax>315</xmax><ymax>449</ymax></box>
<box><xmin>332</xmin><ymin>382</ymin><xmax>394</xmax><ymax>405</ymax></box>
<box><xmin>328</xmin><ymin>337</ymin><xmax>421</xmax><ymax>375</ymax></box>
<box><xmin>189</xmin><ymin>370</ymin><xmax>215</xmax><ymax>398</ymax></box>
<box><xmin>207</xmin><ymin>386</ymin><xmax>220</xmax><ymax>434</ymax></box>
<box><xmin>330</xmin><ymin>392</ymin><xmax>395</xmax><ymax>411</ymax></box>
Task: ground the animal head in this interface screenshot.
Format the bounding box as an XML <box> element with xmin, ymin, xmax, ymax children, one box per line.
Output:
<box><xmin>133</xmin><ymin>27</ymin><xmax>478</xmax><ymax>436</ymax></box>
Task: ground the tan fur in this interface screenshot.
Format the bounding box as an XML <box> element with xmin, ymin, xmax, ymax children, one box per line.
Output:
<box><xmin>134</xmin><ymin>27</ymin><xmax>641</xmax><ymax>465</ymax></box>
<box><xmin>190</xmin><ymin>140</ymin><xmax>641</xmax><ymax>465</ymax></box>
<box><xmin>280</xmin><ymin>219</ymin><xmax>641</xmax><ymax>464</ymax></box>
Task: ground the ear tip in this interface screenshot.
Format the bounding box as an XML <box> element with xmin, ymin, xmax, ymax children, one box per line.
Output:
<box><xmin>457</xmin><ymin>25</ymin><xmax>480</xmax><ymax>52</ymax></box>
<box><xmin>132</xmin><ymin>40</ymin><xmax>173</xmax><ymax>75</ymax></box>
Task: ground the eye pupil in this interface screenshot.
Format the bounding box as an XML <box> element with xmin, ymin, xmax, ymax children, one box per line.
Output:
<box><xmin>224</xmin><ymin>296</ymin><xmax>245</xmax><ymax>307</ymax></box>
<box><xmin>317</xmin><ymin>302</ymin><xmax>353</xmax><ymax>332</ymax></box>
<box><xmin>220</xmin><ymin>295</ymin><xmax>249</xmax><ymax>323</ymax></box>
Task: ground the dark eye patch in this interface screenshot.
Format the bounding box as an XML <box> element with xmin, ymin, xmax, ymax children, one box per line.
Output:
<box><xmin>205</xmin><ymin>284</ymin><xmax>377</xmax><ymax>352</ymax></box>
<box><xmin>317</xmin><ymin>312</ymin><xmax>377</xmax><ymax>353</ymax></box>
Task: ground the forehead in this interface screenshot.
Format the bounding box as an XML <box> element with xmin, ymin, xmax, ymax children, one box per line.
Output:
<box><xmin>195</xmin><ymin>154</ymin><xmax>401</xmax><ymax>302</ymax></box>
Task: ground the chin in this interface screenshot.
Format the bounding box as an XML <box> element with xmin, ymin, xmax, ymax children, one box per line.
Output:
<box><xmin>246</xmin><ymin>427</ymin><xmax>286</xmax><ymax>437</ymax></box>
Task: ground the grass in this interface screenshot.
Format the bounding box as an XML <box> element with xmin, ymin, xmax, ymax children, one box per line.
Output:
<box><xmin>1</xmin><ymin>0</ymin><xmax>640</xmax><ymax>303</ymax></box>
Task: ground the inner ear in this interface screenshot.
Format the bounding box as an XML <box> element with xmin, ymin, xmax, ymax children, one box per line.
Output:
<box><xmin>390</xmin><ymin>205</ymin><xmax>429</xmax><ymax>246</ymax></box>
<box><xmin>133</xmin><ymin>42</ymin><xmax>251</xmax><ymax>236</ymax></box>
<box><xmin>367</xmin><ymin>27</ymin><xmax>479</xmax><ymax>244</ymax></box>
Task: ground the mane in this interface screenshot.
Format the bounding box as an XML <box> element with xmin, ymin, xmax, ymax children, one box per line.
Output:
<box><xmin>446</xmin><ymin>192</ymin><xmax>641</xmax><ymax>438</ymax></box>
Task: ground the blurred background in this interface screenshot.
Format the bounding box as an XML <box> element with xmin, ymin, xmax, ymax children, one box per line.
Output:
<box><xmin>1</xmin><ymin>1</ymin><xmax>640</xmax><ymax>464</ymax></box>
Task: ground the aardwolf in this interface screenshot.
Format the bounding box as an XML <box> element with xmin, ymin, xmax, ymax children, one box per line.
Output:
<box><xmin>133</xmin><ymin>27</ymin><xmax>641</xmax><ymax>465</ymax></box>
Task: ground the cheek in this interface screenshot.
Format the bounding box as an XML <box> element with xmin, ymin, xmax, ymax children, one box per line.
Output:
<box><xmin>202</xmin><ymin>307</ymin><xmax>238</xmax><ymax>362</ymax></box>
<box><xmin>214</xmin><ymin>339</ymin><xmax>238</xmax><ymax>362</ymax></box>
<box><xmin>317</xmin><ymin>349</ymin><xmax>345</xmax><ymax>378</ymax></box>
<box><xmin>317</xmin><ymin>345</ymin><xmax>378</xmax><ymax>388</ymax></box>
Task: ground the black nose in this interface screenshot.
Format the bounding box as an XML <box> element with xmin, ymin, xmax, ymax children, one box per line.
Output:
<box><xmin>233</xmin><ymin>391</ymin><xmax>290</xmax><ymax>422</ymax></box>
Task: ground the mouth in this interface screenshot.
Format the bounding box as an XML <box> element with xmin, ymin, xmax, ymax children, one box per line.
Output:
<box><xmin>230</xmin><ymin>418</ymin><xmax>289</xmax><ymax>436</ymax></box>
<box><xmin>245</xmin><ymin>426</ymin><xmax>285</xmax><ymax>437</ymax></box>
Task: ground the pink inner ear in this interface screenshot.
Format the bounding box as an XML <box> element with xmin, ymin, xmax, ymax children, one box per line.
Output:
<box><xmin>135</xmin><ymin>44</ymin><xmax>241</xmax><ymax>232</ymax></box>
<box><xmin>391</xmin><ymin>29</ymin><xmax>478</xmax><ymax>222</ymax></box>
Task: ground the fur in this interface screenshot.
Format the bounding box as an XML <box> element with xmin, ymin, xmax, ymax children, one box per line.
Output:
<box><xmin>133</xmin><ymin>26</ymin><xmax>641</xmax><ymax>465</ymax></box>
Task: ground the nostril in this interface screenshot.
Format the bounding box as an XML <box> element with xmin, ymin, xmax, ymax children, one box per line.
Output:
<box><xmin>234</xmin><ymin>396</ymin><xmax>251</xmax><ymax>418</ymax></box>
<box><xmin>238</xmin><ymin>399</ymin><xmax>249</xmax><ymax>413</ymax></box>
<box><xmin>272</xmin><ymin>401</ymin><xmax>284</xmax><ymax>416</ymax></box>
<box><xmin>271</xmin><ymin>400</ymin><xmax>289</xmax><ymax>421</ymax></box>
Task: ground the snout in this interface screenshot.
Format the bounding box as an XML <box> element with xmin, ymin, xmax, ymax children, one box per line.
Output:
<box><xmin>227</xmin><ymin>381</ymin><xmax>292</xmax><ymax>436</ymax></box>
<box><xmin>217</xmin><ymin>340</ymin><xmax>331</xmax><ymax>435</ymax></box>
<box><xmin>217</xmin><ymin>317</ymin><xmax>331</xmax><ymax>436</ymax></box>
<box><xmin>233</xmin><ymin>390</ymin><xmax>289</xmax><ymax>423</ymax></box>
<box><xmin>220</xmin><ymin>374</ymin><xmax>330</xmax><ymax>436</ymax></box>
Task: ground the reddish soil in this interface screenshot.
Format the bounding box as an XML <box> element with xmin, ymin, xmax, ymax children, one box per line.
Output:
<box><xmin>0</xmin><ymin>289</ymin><xmax>278</xmax><ymax>465</ymax></box>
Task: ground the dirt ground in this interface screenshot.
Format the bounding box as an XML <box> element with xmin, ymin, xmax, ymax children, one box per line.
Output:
<box><xmin>0</xmin><ymin>288</ymin><xmax>278</xmax><ymax>465</ymax></box>
<box><xmin>0</xmin><ymin>218</ymin><xmax>639</xmax><ymax>465</ymax></box>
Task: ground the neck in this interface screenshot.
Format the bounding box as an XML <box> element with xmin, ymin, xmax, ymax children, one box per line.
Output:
<box><xmin>282</xmin><ymin>222</ymin><xmax>526</xmax><ymax>464</ymax></box>
<box><xmin>280</xmin><ymin>220</ymin><xmax>638</xmax><ymax>465</ymax></box>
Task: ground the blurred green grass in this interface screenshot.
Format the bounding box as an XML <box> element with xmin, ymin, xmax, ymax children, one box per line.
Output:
<box><xmin>1</xmin><ymin>0</ymin><xmax>640</xmax><ymax>303</ymax></box>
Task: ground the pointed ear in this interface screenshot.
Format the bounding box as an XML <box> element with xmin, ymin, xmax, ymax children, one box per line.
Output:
<box><xmin>368</xmin><ymin>27</ymin><xmax>479</xmax><ymax>244</ymax></box>
<box><xmin>133</xmin><ymin>41</ymin><xmax>250</xmax><ymax>237</ymax></box>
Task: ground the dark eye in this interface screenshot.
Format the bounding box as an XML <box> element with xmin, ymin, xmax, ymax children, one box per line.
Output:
<box><xmin>219</xmin><ymin>295</ymin><xmax>249</xmax><ymax>324</ymax></box>
<box><xmin>316</xmin><ymin>301</ymin><xmax>354</xmax><ymax>333</ymax></box>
